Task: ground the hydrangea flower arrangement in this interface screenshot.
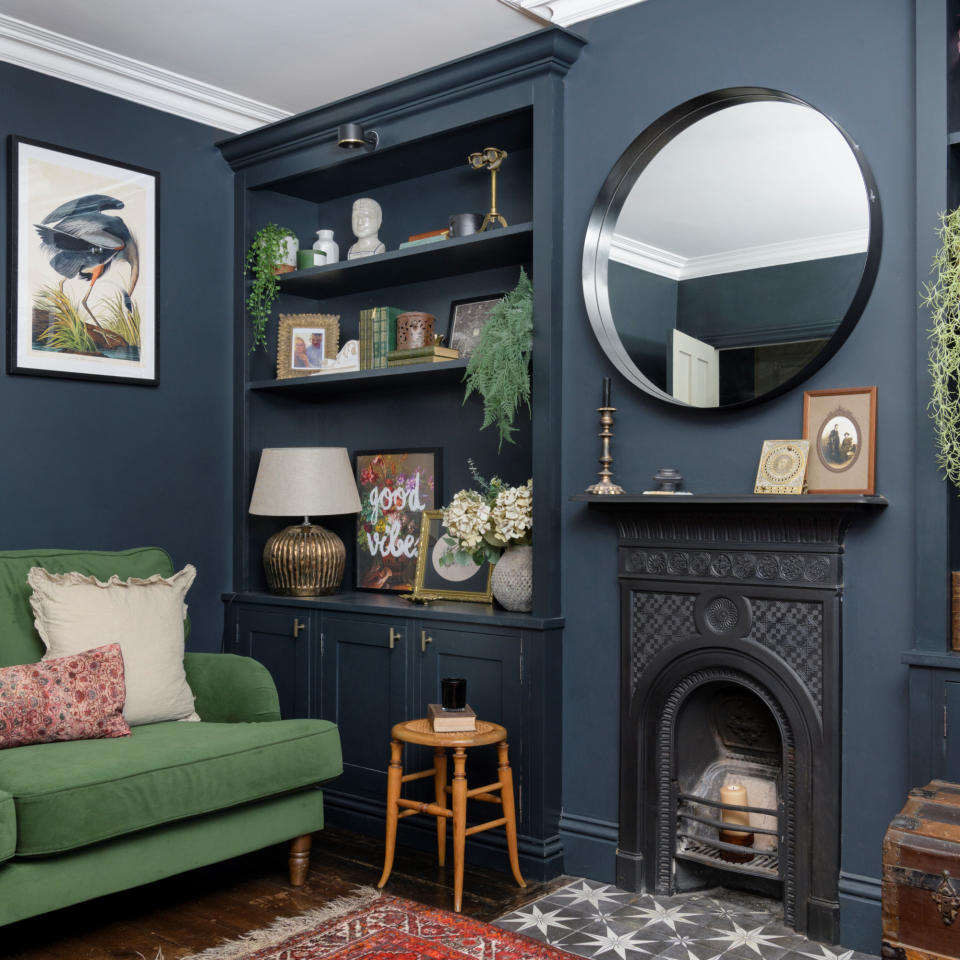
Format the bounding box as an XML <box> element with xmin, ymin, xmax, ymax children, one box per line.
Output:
<box><xmin>441</xmin><ymin>462</ymin><xmax>532</xmax><ymax>568</ymax></box>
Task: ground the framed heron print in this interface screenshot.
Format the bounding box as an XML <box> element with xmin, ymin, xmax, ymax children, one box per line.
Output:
<box><xmin>8</xmin><ymin>137</ymin><xmax>158</xmax><ymax>385</ymax></box>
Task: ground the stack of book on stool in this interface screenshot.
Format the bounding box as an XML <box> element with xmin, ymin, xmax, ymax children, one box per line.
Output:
<box><xmin>427</xmin><ymin>703</ymin><xmax>477</xmax><ymax>732</ymax></box>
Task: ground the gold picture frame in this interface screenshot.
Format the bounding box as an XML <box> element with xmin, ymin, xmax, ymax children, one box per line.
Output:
<box><xmin>412</xmin><ymin>510</ymin><xmax>493</xmax><ymax>603</ymax></box>
<box><xmin>276</xmin><ymin>313</ymin><xmax>339</xmax><ymax>379</ymax></box>
<box><xmin>754</xmin><ymin>439</ymin><xmax>810</xmax><ymax>495</ymax></box>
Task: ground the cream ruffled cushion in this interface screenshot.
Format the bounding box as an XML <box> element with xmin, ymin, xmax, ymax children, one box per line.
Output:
<box><xmin>27</xmin><ymin>565</ymin><xmax>199</xmax><ymax>726</ymax></box>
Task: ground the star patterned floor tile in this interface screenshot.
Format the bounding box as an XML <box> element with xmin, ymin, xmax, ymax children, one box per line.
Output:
<box><xmin>494</xmin><ymin>880</ymin><xmax>878</xmax><ymax>960</ymax></box>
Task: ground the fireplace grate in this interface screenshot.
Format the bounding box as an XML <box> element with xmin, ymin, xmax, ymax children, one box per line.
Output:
<box><xmin>675</xmin><ymin>836</ymin><xmax>779</xmax><ymax>878</ymax></box>
<box><xmin>675</xmin><ymin>791</ymin><xmax>780</xmax><ymax>880</ymax></box>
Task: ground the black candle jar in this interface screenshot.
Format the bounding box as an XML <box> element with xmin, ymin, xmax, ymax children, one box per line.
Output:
<box><xmin>441</xmin><ymin>677</ymin><xmax>466</xmax><ymax>711</ymax></box>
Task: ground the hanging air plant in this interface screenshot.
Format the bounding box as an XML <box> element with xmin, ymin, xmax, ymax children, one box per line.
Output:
<box><xmin>924</xmin><ymin>208</ymin><xmax>960</xmax><ymax>489</ymax></box>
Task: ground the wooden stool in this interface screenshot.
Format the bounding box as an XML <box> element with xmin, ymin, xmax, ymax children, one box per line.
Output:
<box><xmin>377</xmin><ymin>718</ymin><xmax>525</xmax><ymax>911</ymax></box>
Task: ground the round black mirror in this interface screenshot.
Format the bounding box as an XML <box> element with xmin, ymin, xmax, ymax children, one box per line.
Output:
<box><xmin>582</xmin><ymin>87</ymin><xmax>882</xmax><ymax>408</ymax></box>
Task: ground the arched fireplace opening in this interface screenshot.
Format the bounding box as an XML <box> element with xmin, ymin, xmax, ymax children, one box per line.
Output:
<box><xmin>673</xmin><ymin>679</ymin><xmax>783</xmax><ymax>899</ymax></box>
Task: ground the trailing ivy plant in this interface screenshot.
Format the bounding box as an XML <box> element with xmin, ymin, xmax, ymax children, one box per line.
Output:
<box><xmin>463</xmin><ymin>268</ymin><xmax>533</xmax><ymax>448</ymax></box>
<box><xmin>244</xmin><ymin>223</ymin><xmax>293</xmax><ymax>352</ymax></box>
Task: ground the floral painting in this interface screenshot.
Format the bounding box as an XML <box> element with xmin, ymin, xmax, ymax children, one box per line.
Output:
<box><xmin>8</xmin><ymin>137</ymin><xmax>157</xmax><ymax>384</ymax></box>
<box><xmin>355</xmin><ymin>450</ymin><xmax>440</xmax><ymax>592</ymax></box>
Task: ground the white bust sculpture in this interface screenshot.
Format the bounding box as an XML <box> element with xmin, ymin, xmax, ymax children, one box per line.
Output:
<box><xmin>347</xmin><ymin>197</ymin><xmax>386</xmax><ymax>260</ymax></box>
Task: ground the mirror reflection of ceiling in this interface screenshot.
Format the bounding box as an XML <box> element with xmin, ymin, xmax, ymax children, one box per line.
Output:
<box><xmin>612</xmin><ymin>102</ymin><xmax>870</xmax><ymax>281</ymax></box>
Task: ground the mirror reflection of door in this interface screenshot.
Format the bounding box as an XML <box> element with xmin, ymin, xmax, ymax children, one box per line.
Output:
<box><xmin>670</xmin><ymin>329</ymin><xmax>719</xmax><ymax>407</ymax></box>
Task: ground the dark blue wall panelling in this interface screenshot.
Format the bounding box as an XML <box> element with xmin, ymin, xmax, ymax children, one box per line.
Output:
<box><xmin>0</xmin><ymin>62</ymin><xmax>234</xmax><ymax>651</ymax></box>
<box><xmin>560</xmin><ymin>0</ymin><xmax>914</xmax><ymax>950</ymax></box>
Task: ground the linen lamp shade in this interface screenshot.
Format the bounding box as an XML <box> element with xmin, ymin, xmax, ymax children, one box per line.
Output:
<box><xmin>249</xmin><ymin>447</ymin><xmax>361</xmax><ymax>596</ymax></box>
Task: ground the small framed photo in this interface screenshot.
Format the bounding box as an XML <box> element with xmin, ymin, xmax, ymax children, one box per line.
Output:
<box><xmin>448</xmin><ymin>295</ymin><xmax>502</xmax><ymax>360</ymax></box>
<box><xmin>8</xmin><ymin>136</ymin><xmax>158</xmax><ymax>385</ymax></box>
<box><xmin>354</xmin><ymin>449</ymin><xmax>441</xmax><ymax>593</ymax></box>
<box><xmin>276</xmin><ymin>313</ymin><xmax>339</xmax><ymax>379</ymax></box>
<box><xmin>413</xmin><ymin>510</ymin><xmax>493</xmax><ymax>603</ymax></box>
<box><xmin>754</xmin><ymin>440</ymin><xmax>810</xmax><ymax>495</ymax></box>
<box><xmin>802</xmin><ymin>387</ymin><xmax>877</xmax><ymax>494</ymax></box>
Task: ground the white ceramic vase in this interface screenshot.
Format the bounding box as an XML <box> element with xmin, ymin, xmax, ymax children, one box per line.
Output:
<box><xmin>279</xmin><ymin>234</ymin><xmax>299</xmax><ymax>268</ymax></box>
<box><xmin>491</xmin><ymin>544</ymin><xmax>533</xmax><ymax>612</ymax></box>
<box><xmin>313</xmin><ymin>229</ymin><xmax>340</xmax><ymax>264</ymax></box>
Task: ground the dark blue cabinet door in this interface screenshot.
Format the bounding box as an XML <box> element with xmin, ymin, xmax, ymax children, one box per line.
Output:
<box><xmin>321</xmin><ymin>614</ymin><xmax>408</xmax><ymax>800</ymax></box>
<box><xmin>232</xmin><ymin>605</ymin><xmax>314</xmax><ymax>719</ymax></box>
<box><xmin>414</xmin><ymin>624</ymin><xmax>523</xmax><ymax>820</ymax></box>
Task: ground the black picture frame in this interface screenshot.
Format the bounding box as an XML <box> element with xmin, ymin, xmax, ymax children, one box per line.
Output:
<box><xmin>8</xmin><ymin>136</ymin><xmax>160</xmax><ymax>386</ymax></box>
<box><xmin>448</xmin><ymin>294</ymin><xmax>503</xmax><ymax>361</ymax></box>
<box><xmin>354</xmin><ymin>448</ymin><xmax>443</xmax><ymax>592</ymax></box>
<box><xmin>413</xmin><ymin>510</ymin><xmax>494</xmax><ymax>603</ymax></box>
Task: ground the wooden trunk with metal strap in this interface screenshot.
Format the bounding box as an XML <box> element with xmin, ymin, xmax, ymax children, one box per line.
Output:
<box><xmin>882</xmin><ymin>781</ymin><xmax>960</xmax><ymax>960</ymax></box>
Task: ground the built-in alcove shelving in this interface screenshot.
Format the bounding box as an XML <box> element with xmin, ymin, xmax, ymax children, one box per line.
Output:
<box><xmin>217</xmin><ymin>26</ymin><xmax>585</xmax><ymax>880</ymax></box>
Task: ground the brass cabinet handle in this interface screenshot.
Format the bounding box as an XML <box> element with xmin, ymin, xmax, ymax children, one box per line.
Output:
<box><xmin>293</xmin><ymin>618</ymin><xmax>305</xmax><ymax>639</ymax></box>
<box><xmin>420</xmin><ymin>630</ymin><xmax>433</xmax><ymax>653</ymax></box>
<box><xmin>389</xmin><ymin>627</ymin><xmax>401</xmax><ymax>650</ymax></box>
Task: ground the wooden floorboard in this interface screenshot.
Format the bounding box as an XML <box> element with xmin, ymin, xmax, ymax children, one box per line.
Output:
<box><xmin>4</xmin><ymin>828</ymin><xmax>571</xmax><ymax>959</ymax></box>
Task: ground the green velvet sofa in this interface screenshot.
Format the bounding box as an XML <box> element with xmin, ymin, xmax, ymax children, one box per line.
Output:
<box><xmin>0</xmin><ymin>547</ymin><xmax>342</xmax><ymax>927</ymax></box>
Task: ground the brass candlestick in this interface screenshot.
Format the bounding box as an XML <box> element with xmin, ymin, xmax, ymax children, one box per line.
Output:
<box><xmin>468</xmin><ymin>147</ymin><xmax>508</xmax><ymax>231</ymax></box>
<box><xmin>586</xmin><ymin>405</ymin><xmax>624</xmax><ymax>495</ymax></box>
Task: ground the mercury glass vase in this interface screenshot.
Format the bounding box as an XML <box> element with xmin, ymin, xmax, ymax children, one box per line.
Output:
<box><xmin>491</xmin><ymin>544</ymin><xmax>532</xmax><ymax>612</ymax></box>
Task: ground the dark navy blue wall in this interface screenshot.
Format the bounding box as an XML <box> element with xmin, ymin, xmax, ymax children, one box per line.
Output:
<box><xmin>680</xmin><ymin>253</ymin><xmax>866</xmax><ymax>347</ymax></box>
<box><xmin>608</xmin><ymin>261</ymin><xmax>677</xmax><ymax>389</ymax></box>
<box><xmin>0</xmin><ymin>63</ymin><xmax>234</xmax><ymax>651</ymax></box>
<box><xmin>559</xmin><ymin>0</ymin><xmax>913</xmax><ymax>950</ymax></box>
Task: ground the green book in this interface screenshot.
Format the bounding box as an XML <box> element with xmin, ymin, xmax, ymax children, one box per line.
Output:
<box><xmin>372</xmin><ymin>307</ymin><xmax>404</xmax><ymax>368</ymax></box>
<box><xmin>358</xmin><ymin>309</ymin><xmax>375</xmax><ymax>370</ymax></box>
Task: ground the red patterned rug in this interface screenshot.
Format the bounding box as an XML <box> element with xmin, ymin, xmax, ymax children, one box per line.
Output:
<box><xmin>182</xmin><ymin>890</ymin><xmax>576</xmax><ymax>960</ymax></box>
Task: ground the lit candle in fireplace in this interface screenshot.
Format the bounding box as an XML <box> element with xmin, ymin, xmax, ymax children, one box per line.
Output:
<box><xmin>719</xmin><ymin>782</ymin><xmax>755</xmax><ymax>863</ymax></box>
<box><xmin>720</xmin><ymin>783</ymin><xmax>751</xmax><ymax>836</ymax></box>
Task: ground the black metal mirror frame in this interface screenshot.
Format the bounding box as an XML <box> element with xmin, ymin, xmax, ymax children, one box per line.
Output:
<box><xmin>581</xmin><ymin>86</ymin><xmax>883</xmax><ymax>410</ymax></box>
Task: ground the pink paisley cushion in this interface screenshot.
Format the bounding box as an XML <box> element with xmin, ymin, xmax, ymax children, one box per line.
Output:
<box><xmin>0</xmin><ymin>643</ymin><xmax>130</xmax><ymax>750</ymax></box>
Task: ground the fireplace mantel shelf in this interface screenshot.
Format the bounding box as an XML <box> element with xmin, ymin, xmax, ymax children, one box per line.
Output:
<box><xmin>572</xmin><ymin>493</ymin><xmax>888</xmax><ymax>509</ymax></box>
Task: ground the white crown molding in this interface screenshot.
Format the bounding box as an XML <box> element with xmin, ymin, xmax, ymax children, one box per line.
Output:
<box><xmin>609</xmin><ymin>235</ymin><xmax>686</xmax><ymax>280</ymax></box>
<box><xmin>507</xmin><ymin>0</ymin><xmax>648</xmax><ymax>27</ymax></box>
<box><xmin>0</xmin><ymin>14</ymin><xmax>290</xmax><ymax>134</ymax></box>
<box><xmin>610</xmin><ymin>230</ymin><xmax>870</xmax><ymax>281</ymax></box>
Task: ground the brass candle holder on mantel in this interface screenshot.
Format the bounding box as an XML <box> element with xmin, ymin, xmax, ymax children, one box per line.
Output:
<box><xmin>586</xmin><ymin>376</ymin><xmax>624</xmax><ymax>496</ymax></box>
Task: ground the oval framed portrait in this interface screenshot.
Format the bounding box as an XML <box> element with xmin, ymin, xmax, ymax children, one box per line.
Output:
<box><xmin>802</xmin><ymin>387</ymin><xmax>876</xmax><ymax>493</ymax></box>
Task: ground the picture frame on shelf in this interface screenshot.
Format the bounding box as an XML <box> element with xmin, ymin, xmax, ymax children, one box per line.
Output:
<box><xmin>802</xmin><ymin>386</ymin><xmax>877</xmax><ymax>494</ymax></box>
<box><xmin>754</xmin><ymin>439</ymin><xmax>810</xmax><ymax>495</ymax></box>
<box><xmin>276</xmin><ymin>313</ymin><xmax>339</xmax><ymax>379</ymax></box>
<box><xmin>355</xmin><ymin>450</ymin><xmax>441</xmax><ymax>592</ymax></box>
<box><xmin>8</xmin><ymin>136</ymin><xmax>158</xmax><ymax>385</ymax></box>
<box><xmin>448</xmin><ymin>294</ymin><xmax>503</xmax><ymax>361</ymax></box>
<box><xmin>412</xmin><ymin>509</ymin><xmax>493</xmax><ymax>603</ymax></box>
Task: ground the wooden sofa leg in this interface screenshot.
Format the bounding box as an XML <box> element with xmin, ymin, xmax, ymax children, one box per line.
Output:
<box><xmin>288</xmin><ymin>833</ymin><xmax>312</xmax><ymax>886</ymax></box>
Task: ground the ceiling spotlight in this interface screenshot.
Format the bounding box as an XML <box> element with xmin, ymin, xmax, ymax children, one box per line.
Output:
<box><xmin>337</xmin><ymin>123</ymin><xmax>378</xmax><ymax>150</ymax></box>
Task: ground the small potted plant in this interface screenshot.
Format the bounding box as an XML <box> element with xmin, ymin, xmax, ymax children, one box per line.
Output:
<box><xmin>442</xmin><ymin>463</ymin><xmax>533</xmax><ymax>611</ymax></box>
<box><xmin>244</xmin><ymin>223</ymin><xmax>297</xmax><ymax>352</ymax></box>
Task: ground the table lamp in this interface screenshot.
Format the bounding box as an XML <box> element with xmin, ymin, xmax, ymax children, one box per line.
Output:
<box><xmin>249</xmin><ymin>447</ymin><xmax>361</xmax><ymax>596</ymax></box>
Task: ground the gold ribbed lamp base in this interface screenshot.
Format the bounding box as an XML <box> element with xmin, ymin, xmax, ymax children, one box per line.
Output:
<box><xmin>263</xmin><ymin>523</ymin><xmax>345</xmax><ymax>596</ymax></box>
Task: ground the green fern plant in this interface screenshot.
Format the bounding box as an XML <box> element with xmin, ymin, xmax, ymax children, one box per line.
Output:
<box><xmin>925</xmin><ymin>208</ymin><xmax>960</xmax><ymax>489</ymax></box>
<box><xmin>463</xmin><ymin>269</ymin><xmax>533</xmax><ymax>448</ymax></box>
<box><xmin>245</xmin><ymin>223</ymin><xmax>293</xmax><ymax>353</ymax></box>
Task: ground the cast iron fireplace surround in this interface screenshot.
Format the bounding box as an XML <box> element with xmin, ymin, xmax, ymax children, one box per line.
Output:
<box><xmin>575</xmin><ymin>494</ymin><xmax>886</xmax><ymax>944</ymax></box>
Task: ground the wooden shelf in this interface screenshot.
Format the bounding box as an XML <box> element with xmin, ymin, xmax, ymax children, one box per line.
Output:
<box><xmin>276</xmin><ymin>222</ymin><xmax>532</xmax><ymax>299</ymax></box>
<box><xmin>248</xmin><ymin>359</ymin><xmax>468</xmax><ymax>397</ymax></box>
